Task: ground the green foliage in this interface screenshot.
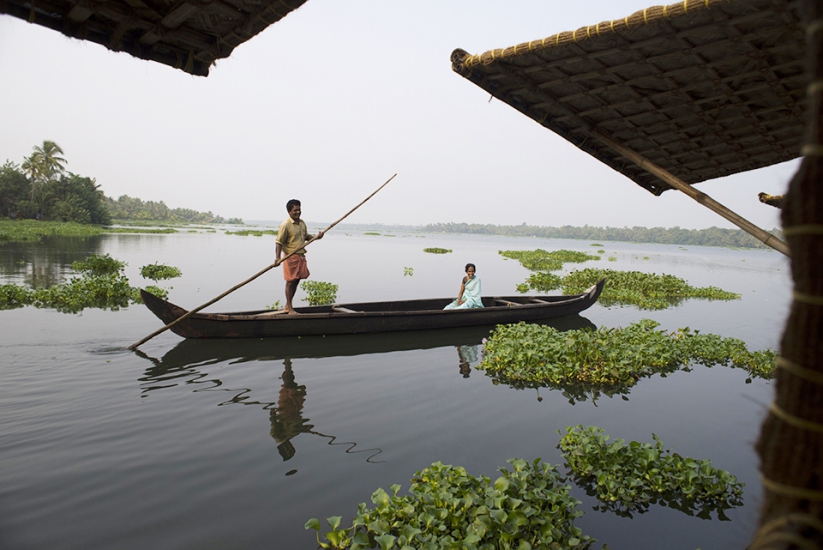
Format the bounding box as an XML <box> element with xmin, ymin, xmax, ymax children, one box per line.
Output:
<box><xmin>404</xmin><ymin>267</ymin><xmax>414</xmax><ymax>276</ymax></box>
<box><xmin>564</xmin><ymin>268</ymin><xmax>739</xmax><ymax>310</ymax></box>
<box><xmin>478</xmin><ymin>320</ymin><xmax>775</xmax><ymax>403</ymax></box>
<box><xmin>499</xmin><ymin>249</ymin><xmax>599</xmax><ymax>272</ymax></box>
<box><xmin>423</xmin><ymin>247</ymin><xmax>452</xmax><ymax>254</ymax></box>
<box><xmin>306</xmin><ymin>459</ymin><xmax>595</xmax><ymax>550</ymax></box>
<box><xmin>516</xmin><ymin>268</ymin><xmax>740</xmax><ymax>310</ymax></box>
<box><xmin>104</xmin><ymin>194</ymin><xmax>241</xmax><ymax>223</ymax></box>
<box><xmin>104</xmin><ymin>227</ymin><xmax>177</xmax><ymax>234</ymax></box>
<box><xmin>225</xmin><ymin>229</ymin><xmax>277</xmax><ymax>236</ymax></box>
<box><xmin>607</xmin><ymin>257</ymin><xmax>616</xmax><ymax>262</ymax></box>
<box><xmin>0</xmin><ymin>254</ymin><xmax>175</xmax><ymax>313</ymax></box>
<box><xmin>425</xmin><ymin>222</ymin><xmax>781</xmax><ymax>249</ymax></box>
<box><xmin>559</xmin><ymin>426</ymin><xmax>744</xmax><ymax>519</ymax></box>
<box><xmin>301</xmin><ymin>280</ymin><xmax>339</xmax><ymax>306</ymax></box>
<box><xmin>0</xmin><ymin>220</ymin><xmax>104</xmax><ymax>242</ymax></box>
<box><xmin>364</xmin><ymin>232</ymin><xmax>381</xmax><ymax>236</ymax></box>
<box><xmin>590</xmin><ymin>243</ymin><xmax>603</xmax><ymax>247</ymax></box>
<box><xmin>140</xmin><ymin>263</ymin><xmax>182</xmax><ymax>281</ymax></box>
<box><xmin>72</xmin><ymin>253</ymin><xmax>125</xmax><ymax>276</ymax></box>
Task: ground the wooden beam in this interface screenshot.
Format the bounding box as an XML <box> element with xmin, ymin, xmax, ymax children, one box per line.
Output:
<box><xmin>590</xmin><ymin>128</ymin><xmax>790</xmax><ymax>256</ymax></box>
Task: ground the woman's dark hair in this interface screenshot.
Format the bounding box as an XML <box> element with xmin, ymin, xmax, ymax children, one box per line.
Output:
<box><xmin>286</xmin><ymin>199</ymin><xmax>301</xmax><ymax>211</ymax></box>
<box><xmin>465</xmin><ymin>263</ymin><xmax>476</xmax><ymax>272</ymax></box>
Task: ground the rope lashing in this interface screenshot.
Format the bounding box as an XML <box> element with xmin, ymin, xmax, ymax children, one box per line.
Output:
<box><xmin>807</xmin><ymin>80</ymin><xmax>823</xmax><ymax>95</ymax></box>
<box><xmin>761</xmin><ymin>476</ymin><xmax>823</xmax><ymax>501</ymax></box>
<box><xmin>777</xmin><ymin>356</ymin><xmax>823</xmax><ymax>385</ymax></box>
<box><xmin>801</xmin><ymin>144</ymin><xmax>823</xmax><ymax>156</ymax></box>
<box><xmin>782</xmin><ymin>225</ymin><xmax>823</xmax><ymax>236</ymax></box>
<box><xmin>769</xmin><ymin>402</ymin><xmax>823</xmax><ymax>434</ymax></box>
<box><xmin>793</xmin><ymin>291</ymin><xmax>823</xmax><ymax>306</ymax></box>
<box><xmin>753</xmin><ymin>513</ymin><xmax>823</xmax><ymax>546</ymax></box>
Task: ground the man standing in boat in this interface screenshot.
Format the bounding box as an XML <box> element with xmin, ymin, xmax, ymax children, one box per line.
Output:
<box><xmin>275</xmin><ymin>199</ymin><xmax>323</xmax><ymax>314</ymax></box>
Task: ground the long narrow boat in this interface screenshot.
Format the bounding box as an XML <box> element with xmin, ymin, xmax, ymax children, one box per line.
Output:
<box><xmin>139</xmin><ymin>278</ymin><xmax>604</xmax><ymax>339</ymax></box>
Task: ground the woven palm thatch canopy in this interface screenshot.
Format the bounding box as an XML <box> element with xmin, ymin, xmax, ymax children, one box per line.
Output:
<box><xmin>0</xmin><ymin>0</ymin><xmax>309</xmax><ymax>76</ymax></box>
<box><xmin>451</xmin><ymin>0</ymin><xmax>806</xmax><ymax>197</ymax></box>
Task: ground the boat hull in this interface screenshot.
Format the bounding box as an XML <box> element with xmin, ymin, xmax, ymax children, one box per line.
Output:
<box><xmin>139</xmin><ymin>279</ymin><xmax>604</xmax><ymax>339</ymax></box>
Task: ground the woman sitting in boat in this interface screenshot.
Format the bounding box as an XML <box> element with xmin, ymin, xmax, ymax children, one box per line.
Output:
<box><xmin>444</xmin><ymin>263</ymin><xmax>483</xmax><ymax>309</ymax></box>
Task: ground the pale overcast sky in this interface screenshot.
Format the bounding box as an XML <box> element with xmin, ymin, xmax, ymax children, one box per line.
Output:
<box><xmin>0</xmin><ymin>0</ymin><xmax>795</xmax><ymax>229</ymax></box>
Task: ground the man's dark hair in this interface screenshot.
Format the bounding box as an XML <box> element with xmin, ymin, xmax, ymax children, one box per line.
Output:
<box><xmin>286</xmin><ymin>199</ymin><xmax>301</xmax><ymax>211</ymax></box>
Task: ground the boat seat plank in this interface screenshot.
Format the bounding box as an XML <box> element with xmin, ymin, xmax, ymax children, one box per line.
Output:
<box><xmin>495</xmin><ymin>299</ymin><xmax>523</xmax><ymax>307</ymax></box>
<box><xmin>529</xmin><ymin>297</ymin><xmax>550</xmax><ymax>304</ymax></box>
<box><xmin>332</xmin><ymin>306</ymin><xmax>360</xmax><ymax>313</ymax></box>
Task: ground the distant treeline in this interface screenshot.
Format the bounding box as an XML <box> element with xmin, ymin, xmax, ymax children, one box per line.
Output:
<box><xmin>1</xmin><ymin>141</ymin><xmax>242</xmax><ymax>225</ymax></box>
<box><xmin>423</xmin><ymin>223</ymin><xmax>780</xmax><ymax>249</ymax></box>
<box><xmin>105</xmin><ymin>195</ymin><xmax>242</xmax><ymax>224</ymax></box>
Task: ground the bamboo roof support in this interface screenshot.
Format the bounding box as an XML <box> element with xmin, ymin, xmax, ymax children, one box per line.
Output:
<box><xmin>591</xmin><ymin>129</ymin><xmax>790</xmax><ymax>256</ymax></box>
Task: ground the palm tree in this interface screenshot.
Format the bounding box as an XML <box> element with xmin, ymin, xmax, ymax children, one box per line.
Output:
<box><xmin>21</xmin><ymin>152</ymin><xmax>44</xmax><ymax>202</ymax></box>
<box><xmin>32</xmin><ymin>141</ymin><xmax>67</xmax><ymax>180</ymax></box>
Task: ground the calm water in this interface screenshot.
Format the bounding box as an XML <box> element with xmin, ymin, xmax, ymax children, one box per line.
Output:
<box><xmin>0</xmin><ymin>227</ymin><xmax>791</xmax><ymax>549</ymax></box>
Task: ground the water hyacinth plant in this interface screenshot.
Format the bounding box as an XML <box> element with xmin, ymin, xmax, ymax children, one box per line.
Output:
<box><xmin>423</xmin><ymin>247</ymin><xmax>452</xmax><ymax>254</ymax></box>
<box><xmin>140</xmin><ymin>262</ymin><xmax>182</xmax><ymax>281</ymax></box>
<box><xmin>517</xmin><ymin>268</ymin><xmax>740</xmax><ymax>310</ymax></box>
<box><xmin>301</xmin><ymin>280</ymin><xmax>339</xmax><ymax>306</ymax></box>
<box><xmin>306</xmin><ymin>459</ymin><xmax>597</xmax><ymax>550</ymax></box>
<box><xmin>478</xmin><ymin>320</ymin><xmax>775</xmax><ymax>403</ymax></box>
<box><xmin>499</xmin><ymin>249</ymin><xmax>600</xmax><ymax>272</ymax></box>
<box><xmin>0</xmin><ymin>254</ymin><xmax>178</xmax><ymax>313</ymax></box>
<box><xmin>559</xmin><ymin>426</ymin><xmax>745</xmax><ymax>519</ymax></box>
<box><xmin>224</xmin><ymin>229</ymin><xmax>277</xmax><ymax>236</ymax></box>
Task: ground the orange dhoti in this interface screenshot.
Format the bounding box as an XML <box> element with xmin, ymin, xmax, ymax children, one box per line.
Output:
<box><xmin>282</xmin><ymin>254</ymin><xmax>310</xmax><ymax>281</ymax></box>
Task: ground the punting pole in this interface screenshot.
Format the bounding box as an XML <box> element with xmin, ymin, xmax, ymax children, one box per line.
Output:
<box><xmin>128</xmin><ymin>174</ymin><xmax>398</xmax><ymax>350</ymax></box>
<box><xmin>590</xmin><ymin>129</ymin><xmax>790</xmax><ymax>257</ymax></box>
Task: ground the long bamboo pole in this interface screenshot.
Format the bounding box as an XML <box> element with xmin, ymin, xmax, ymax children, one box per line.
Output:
<box><xmin>128</xmin><ymin>174</ymin><xmax>397</xmax><ymax>350</ymax></box>
<box><xmin>590</xmin><ymin>129</ymin><xmax>790</xmax><ymax>256</ymax></box>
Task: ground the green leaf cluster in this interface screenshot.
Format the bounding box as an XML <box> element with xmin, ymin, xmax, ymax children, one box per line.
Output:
<box><xmin>305</xmin><ymin>459</ymin><xmax>595</xmax><ymax>550</ymax></box>
<box><xmin>499</xmin><ymin>249</ymin><xmax>599</xmax><ymax>272</ymax></box>
<box><xmin>301</xmin><ymin>280</ymin><xmax>339</xmax><ymax>306</ymax></box>
<box><xmin>478</xmin><ymin>320</ymin><xmax>775</xmax><ymax>402</ymax></box>
<box><xmin>519</xmin><ymin>268</ymin><xmax>740</xmax><ymax>310</ymax></box>
<box><xmin>559</xmin><ymin>426</ymin><xmax>744</xmax><ymax>519</ymax></box>
<box><xmin>140</xmin><ymin>262</ymin><xmax>183</xmax><ymax>281</ymax></box>
<box><xmin>0</xmin><ymin>254</ymin><xmax>176</xmax><ymax>313</ymax></box>
<box><xmin>423</xmin><ymin>248</ymin><xmax>452</xmax><ymax>254</ymax></box>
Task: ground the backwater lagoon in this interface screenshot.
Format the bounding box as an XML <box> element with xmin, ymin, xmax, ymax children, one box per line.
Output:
<box><xmin>0</xmin><ymin>226</ymin><xmax>790</xmax><ymax>549</ymax></box>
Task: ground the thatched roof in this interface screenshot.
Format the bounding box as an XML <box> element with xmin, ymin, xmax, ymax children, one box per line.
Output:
<box><xmin>451</xmin><ymin>0</ymin><xmax>806</xmax><ymax>196</ymax></box>
<box><xmin>0</xmin><ymin>0</ymin><xmax>310</xmax><ymax>76</ymax></box>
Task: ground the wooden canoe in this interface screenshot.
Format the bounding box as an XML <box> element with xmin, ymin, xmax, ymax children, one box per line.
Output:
<box><xmin>139</xmin><ymin>278</ymin><xmax>605</xmax><ymax>339</ymax></box>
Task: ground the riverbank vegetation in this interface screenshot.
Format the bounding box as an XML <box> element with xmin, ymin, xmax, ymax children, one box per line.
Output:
<box><xmin>2</xmin><ymin>141</ymin><xmax>241</xmax><ymax>226</ymax></box>
<box><xmin>426</xmin><ymin>222</ymin><xmax>779</xmax><ymax>249</ymax></box>
<box><xmin>478</xmin><ymin>320</ymin><xmax>775</xmax><ymax>403</ymax></box>
<box><xmin>0</xmin><ymin>254</ymin><xmax>178</xmax><ymax>313</ymax></box>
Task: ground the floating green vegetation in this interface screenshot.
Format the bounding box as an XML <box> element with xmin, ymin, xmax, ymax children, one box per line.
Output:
<box><xmin>499</xmin><ymin>249</ymin><xmax>600</xmax><ymax>272</ymax></box>
<box><xmin>0</xmin><ymin>220</ymin><xmax>104</xmax><ymax>242</ymax></box>
<box><xmin>478</xmin><ymin>320</ymin><xmax>775</xmax><ymax>403</ymax></box>
<box><xmin>590</xmin><ymin>243</ymin><xmax>604</xmax><ymax>247</ymax></box>
<box><xmin>103</xmin><ymin>227</ymin><xmax>178</xmax><ymax>234</ymax></box>
<box><xmin>0</xmin><ymin>254</ymin><xmax>176</xmax><ymax>313</ymax></box>
<box><xmin>597</xmin><ymin>250</ymin><xmax>605</xmax><ymax>254</ymax></box>
<box><xmin>224</xmin><ymin>229</ymin><xmax>277</xmax><ymax>237</ymax></box>
<box><xmin>364</xmin><ymin>232</ymin><xmax>381</xmax><ymax>236</ymax></box>
<box><xmin>301</xmin><ymin>280</ymin><xmax>339</xmax><ymax>306</ymax></box>
<box><xmin>517</xmin><ymin>268</ymin><xmax>740</xmax><ymax>310</ymax></box>
<box><xmin>306</xmin><ymin>459</ymin><xmax>595</xmax><ymax>550</ymax></box>
<box><xmin>607</xmin><ymin>256</ymin><xmax>617</xmax><ymax>262</ymax></box>
<box><xmin>559</xmin><ymin>426</ymin><xmax>744</xmax><ymax>519</ymax></box>
<box><xmin>423</xmin><ymin>247</ymin><xmax>452</xmax><ymax>254</ymax></box>
<box><xmin>140</xmin><ymin>262</ymin><xmax>182</xmax><ymax>281</ymax></box>
<box><xmin>404</xmin><ymin>267</ymin><xmax>414</xmax><ymax>276</ymax></box>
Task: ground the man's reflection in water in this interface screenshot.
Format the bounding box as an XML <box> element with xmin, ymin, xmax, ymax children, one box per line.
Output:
<box><xmin>269</xmin><ymin>358</ymin><xmax>313</xmax><ymax>461</ymax></box>
<box><xmin>456</xmin><ymin>344</ymin><xmax>482</xmax><ymax>378</ymax></box>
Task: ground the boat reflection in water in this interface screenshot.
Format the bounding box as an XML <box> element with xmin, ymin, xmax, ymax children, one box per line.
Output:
<box><xmin>137</xmin><ymin>315</ymin><xmax>595</xmax><ymax>463</ymax></box>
